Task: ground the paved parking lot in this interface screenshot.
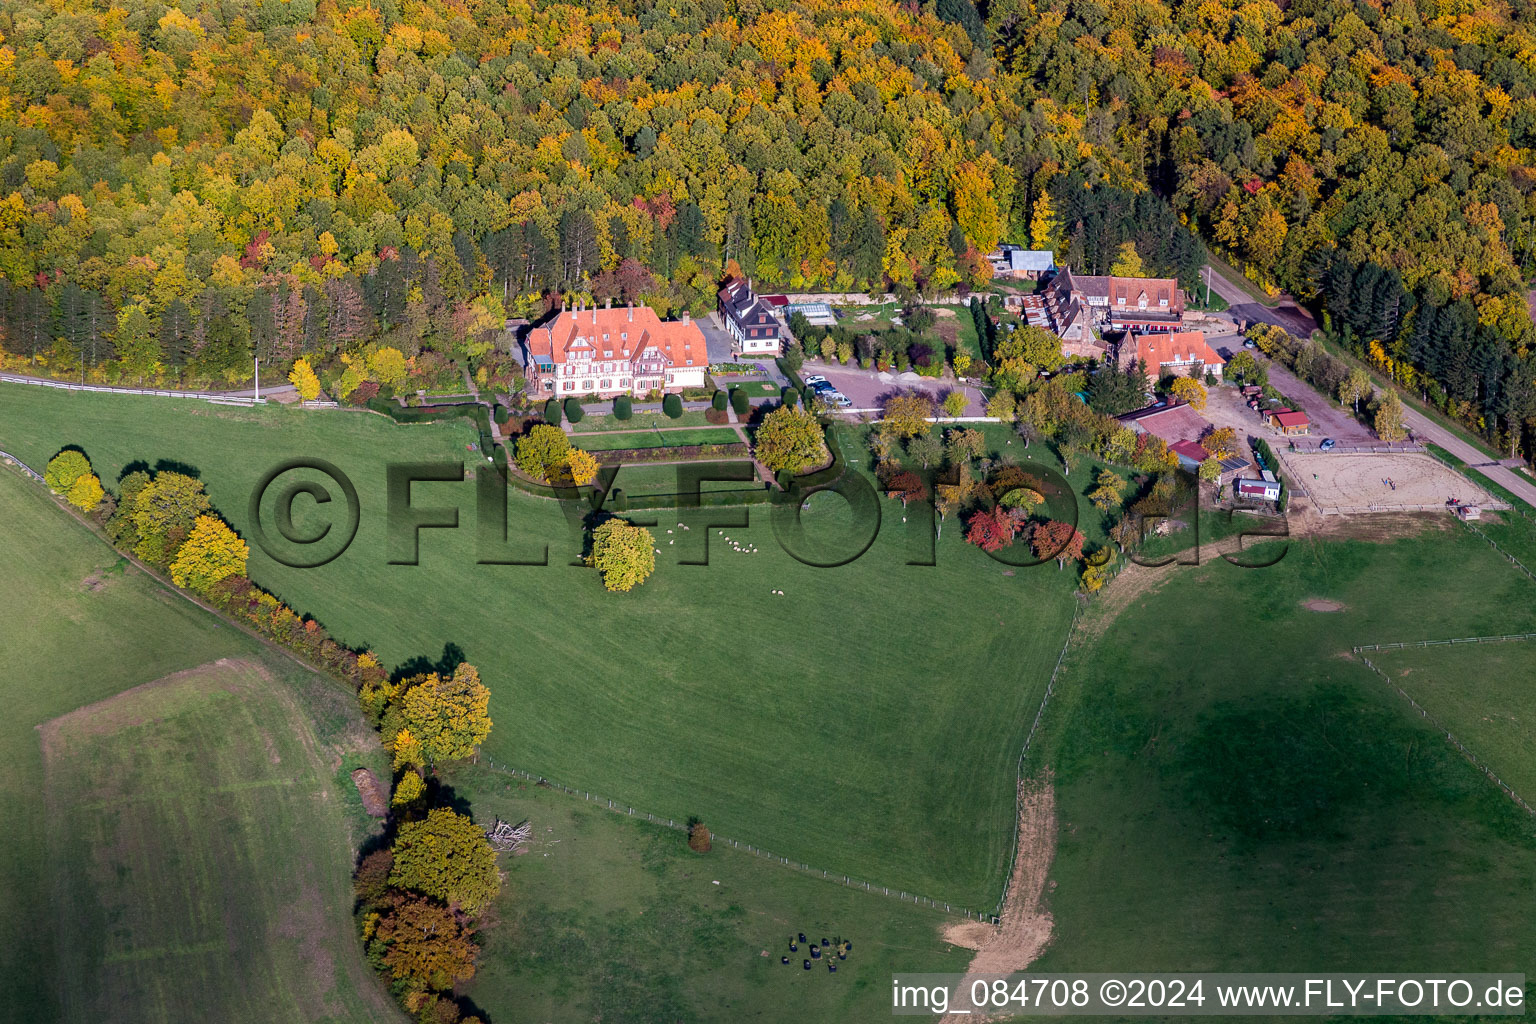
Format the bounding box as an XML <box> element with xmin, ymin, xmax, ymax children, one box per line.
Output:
<box><xmin>801</xmin><ymin>360</ymin><xmax>986</xmax><ymax>415</ymax></box>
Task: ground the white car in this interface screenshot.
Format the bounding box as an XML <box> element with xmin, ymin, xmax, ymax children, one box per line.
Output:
<box><xmin>829</xmin><ymin>393</ymin><xmax>853</xmax><ymax>408</ymax></box>
<box><xmin>803</xmin><ymin>375</ymin><xmax>828</xmax><ymax>386</ymax></box>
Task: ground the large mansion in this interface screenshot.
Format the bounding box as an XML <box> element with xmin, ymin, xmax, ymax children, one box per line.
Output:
<box><xmin>527</xmin><ymin>304</ymin><xmax>707</xmax><ymax>400</ymax></box>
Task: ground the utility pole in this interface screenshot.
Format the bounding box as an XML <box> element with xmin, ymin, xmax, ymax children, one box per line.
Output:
<box><xmin>1205</xmin><ymin>265</ymin><xmax>1212</xmax><ymax>308</ymax></box>
<box><xmin>254</xmin><ymin>356</ymin><xmax>260</xmax><ymax>402</ymax></box>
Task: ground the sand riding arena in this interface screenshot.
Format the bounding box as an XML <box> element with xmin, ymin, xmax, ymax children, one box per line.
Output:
<box><xmin>1284</xmin><ymin>452</ymin><xmax>1496</xmax><ymax>514</ymax></box>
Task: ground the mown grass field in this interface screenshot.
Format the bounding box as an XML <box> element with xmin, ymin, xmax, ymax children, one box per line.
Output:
<box><xmin>442</xmin><ymin>769</ymin><xmax>971</xmax><ymax>1023</ymax></box>
<box><xmin>1024</xmin><ymin>527</ymin><xmax>1536</xmax><ymax>982</ymax></box>
<box><xmin>1370</xmin><ymin>641</ymin><xmax>1536</xmax><ymax>806</ymax></box>
<box><xmin>42</xmin><ymin>659</ymin><xmax>398</xmax><ymax>1024</ymax></box>
<box><xmin>574</xmin><ymin>426</ymin><xmax>743</xmax><ymax>451</ymax></box>
<box><xmin>570</xmin><ymin>409</ymin><xmax>712</xmax><ymax>432</ymax></box>
<box><xmin>0</xmin><ymin>383</ymin><xmax>1079</xmax><ymax>907</ymax></box>
<box><xmin>609</xmin><ymin>463</ymin><xmax>762</xmax><ymax>496</ymax></box>
<box><xmin>0</xmin><ymin>466</ymin><xmax>394</xmax><ymax>1024</ymax></box>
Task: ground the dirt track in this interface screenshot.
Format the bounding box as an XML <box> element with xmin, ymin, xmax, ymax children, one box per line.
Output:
<box><xmin>939</xmin><ymin>777</ymin><xmax>1056</xmax><ymax>1022</ymax></box>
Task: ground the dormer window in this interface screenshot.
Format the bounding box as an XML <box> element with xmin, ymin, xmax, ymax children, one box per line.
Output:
<box><xmin>604</xmin><ymin>351</ymin><xmax>612</xmax><ymax>357</ymax></box>
<box><xmin>1159</xmin><ymin>298</ymin><xmax>1168</xmax><ymax>307</ymax></box>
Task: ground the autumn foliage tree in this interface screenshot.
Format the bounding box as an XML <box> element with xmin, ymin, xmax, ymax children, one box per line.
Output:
<box><xmin>288</xmin><ymin>357</ymin><xmax>322</xmax><ymax>402</ymax></box>
<box><xmin>170</xmin><ymin>515</ymin><xmax>250</xmax><ymax>592</ymax></box>
<box><xmin>880</xmin><ymin>393</ymin><xmax>936</xmax><ymax>438</ymax></box>
<box><xmin>1031</xmin><ymin>520</ymin><xmax>1086</xmax><ymax>568</ymax></box>
<box><xmin>44</xmin><ymin>450</ymin><xmax>91</xmax><ymax>495</ymax></box>
<box><xmin>1170</xmin><ymin>376</ymin><xmax>1207</xmax><ymax>411</ymax></box>
<box><xmin>752</xmin><ymin>406</ymin><xmax>827</xmax><ymax>474</ymax></box>
<box><xmin>369</xmin><ymin>892</ymin><xmax>479</xmax><ymax>994</ymax></box>
<box><xmin>399</xmin><ymin>663</ymin><xmax>493</xmax><ymax>764</ymax></box>
<box><xmin>130</xmin><ymin>472</ymin><xmax>212</xmax><ymax>566</ymax></box>
<box><xmin>389</xmin><ymin>808</ymin><xmax>502</xmax><ymax>914</ymax></box>
<box><xmin>884</xmin><ymin>470</ymin><xmax>929</xmax><ymax>507</ymax></box>
<box><xmin>590</xmin><ymin>518</ymin><xmax>656</xmax><ymax>593</ymax></box>
<box><xmin>966</xmin><ymin>506</ymin><xmax>1021</xmax><ymax>552</ymax></box>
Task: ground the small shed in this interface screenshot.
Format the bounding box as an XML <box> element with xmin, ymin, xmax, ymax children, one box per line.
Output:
<box><xmin>1236</xmin><ymin>476</ymin><xmax>1282</xmax><ymax>502</ymax></box>
<box><xmin>1454</xmin><ymin>504</ymin><xmax>1482</xmax><ymax>520</ymax></box>
<box><xmin>1269</xmin><ymin>408</ymin><xmax>1310</xmax><ymax>435</ymax></box>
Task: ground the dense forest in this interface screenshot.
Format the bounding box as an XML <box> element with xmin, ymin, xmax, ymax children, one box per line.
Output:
<box><xmin>1</xmin><ymin>0</ymin><xmax>1535</xmax><ymax>450</ymax></box>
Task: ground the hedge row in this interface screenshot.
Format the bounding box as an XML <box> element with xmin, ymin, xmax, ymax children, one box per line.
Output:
<box><xmin>591</xmin><ymin>442</ymin><xmax>751</xmax><ymax>465</ymax></box>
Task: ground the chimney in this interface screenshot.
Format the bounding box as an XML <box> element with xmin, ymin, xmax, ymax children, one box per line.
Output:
<box><xmin>569</xmin><ymin>307</ymin><xmax>577</xmax><ymax>321</ymax></box>
<box><xmin>591</xmin><ymin>308</ymin><xmax>597</xmax><ymax>325</ymax></box>
<box><xmin>682</xmin><ymin>312</ymin><xmax>690</xmax><ymax>325</ymax></box>
<box><xmin>605</xmin><ymin>298</ymin><xmax>612</xmax><ymax>308</ymax></box>
<box><xmin>627</xmin><ymin>304</ymin><xmax>633</xmax><ymax>322</ymax></box>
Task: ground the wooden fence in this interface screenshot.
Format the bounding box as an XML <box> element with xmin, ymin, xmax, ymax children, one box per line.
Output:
<box><xmin>473</xmin><ymin>759</ymin><xmax>998</xmax><ymax>923</ymax></box>
<box><xmin>1354</xmin><ymin>633</ymin><xmax>1536</xmax><ymax>653</ymax></box>
<box><xmin>0</xmin><ymin>450</ymin><xmax>43</xmax><ymax>483</ymax></box>
<box><xmin>1355</xmin><ymin>653</ymin><xmax>1533</xmax><ymax>817</ymax></box>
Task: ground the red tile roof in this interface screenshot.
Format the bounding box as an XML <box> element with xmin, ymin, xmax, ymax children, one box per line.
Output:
<box><xmin>1170</xmin><ymin>439</ymin><xmax>1210</xmax><ymax>462</ymax></box>
<box><xmin>527</xmin><ymin>305</ymin><xmax>705</xmax><ymax>369</ymax></box>
<box><xmin>1130</xmin><ymin>330</ymin><xmax>1225</xmax><ymax>370</ymax></box>
<box><xmin>1271</xmin><ymin>410</ymin><xmax>1309</xmax><ymax>428</ymax></box>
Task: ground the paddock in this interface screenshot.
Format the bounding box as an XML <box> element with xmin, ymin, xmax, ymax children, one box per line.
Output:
<box><xmin>1285</xmin><ymin>452</ymin><xmax>1494</xmax><ymax>513</ymax></box>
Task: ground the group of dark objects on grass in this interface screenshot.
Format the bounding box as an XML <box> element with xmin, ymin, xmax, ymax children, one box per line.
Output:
<box><xmin>781</xmin><ymin>932</ymin><xmax>853</xmax><ymax>974</ymax></box>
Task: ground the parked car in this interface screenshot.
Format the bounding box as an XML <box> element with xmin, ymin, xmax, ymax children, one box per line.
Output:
<box><xmin>803</xmin><ymin>375</ymin><xmax>828</xmax><ymax>386</ymax></box>
<box><xmin>1243</xmin><ymin>339</ymin><xmax>1256</xmax><ymax>349</ymax></box>
<box><xmin>829</xmin><ymin>393</ymin><xmax>853</xmax><ymax>407</ymax></box>
<box><xmin>810</xmin><ymin>380</ymin><xmax>837</xmax><ymax>393</ymax></box>
<box><xmin>1320</xmin><ymin>438</ymin><xmax>1336</xmax><ymax>451</ymax></box>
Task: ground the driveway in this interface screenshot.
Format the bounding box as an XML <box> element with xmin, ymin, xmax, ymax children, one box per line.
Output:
<box><xmin>1202</xmin><ymin>264</ymin><xmax>1318</xmax><ymax>338</ymax></box>
<box><xmin>801</xmin><ymin>360</ymin><xmax>987</xmax><ymax>415</ymax></box>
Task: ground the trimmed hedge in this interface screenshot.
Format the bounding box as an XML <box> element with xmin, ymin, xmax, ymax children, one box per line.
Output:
<box><xmin>563</xmin><ymin>397</ymin><xmax>585</xmax><ymax>423</ymax></box>
<box><xmin>704</xmin><ymin>407</ymin><xmax>730</xmax><ymax>425</ymax></box>
<box><xmin>493</xmin><ymin>404</ymin><xmax>510</xmax><ymax>426</ymax></box>
<box><xmin>781</xmin><ymin>387</ymin><xmax>799</xmax><ymax>407</ymax></box>
<box><xmin>614</xmin><ymin>394</ymin><xmax>633</xmax><ymax>420</ymax></box>
<box><xmin>711</xmin><ymin>390</ymin><xmax>728</xmax><ymax>411</ymax></box>
<box><xmin>544</xmin><ymin>398</ymin><xmax>562</xmax><ymax>425</ymax></box>
<box><xmin>591</xmin><ymin>442</ymin><xmax>750</xmax><ymax>465</ymax></box>
<box><xmin>663</xmin><ymin>393</ymin><xmax>684</xmax><ymax>418</ymax></box>
<box><xmin>730</xmin><ymin>388</ymin><xmax>750</xmax><ymax>415</ymax></box>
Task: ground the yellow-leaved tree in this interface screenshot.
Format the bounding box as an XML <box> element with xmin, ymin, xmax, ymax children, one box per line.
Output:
<box><xmin>66</xmin><ymin>473</ymin><xmax>105</xmax><ymax>512</ymax></box>
<box><xmin>400</xmin><ymin>663</ymin><xmax>492</xmax><ymax>763</ymax></box>
<box><xmin>288</xmin><ymin>357</ymin><xmax>321</xmax><ymax>402</ymax></box>
<box><xmin>1170</xmin><ymin>376</ymin><xmax>1207</xmax><ymax>410</ymax></box>
<box><xmin>169</xmin><ymin>515</ymin><xmax>249</xmax><ymax>592</ymax></box>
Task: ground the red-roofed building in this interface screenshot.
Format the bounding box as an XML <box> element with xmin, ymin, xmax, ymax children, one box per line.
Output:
<box><xmin>1268</xmin><ymin>409</ymin><xmax>1310</xmax><ymax>435</ymax></box>
<box><xmin>1117</xmin><ymin>401</ymin><xmax>1210</xmax><ymax>445</ymax></box>
<box><xmin>527</xmin><ymin>303</ymin><xmax>707</xmax><ymax>400</ymax></box>
<box><xmin>1169</xmin><ymin>439</ymin><xmax>1211</xmax><ymax>469</ymax></box>
<box><xmin>1120</xmin><ymin>331</ymin><xmax>1226</xmax><ymax>381</ymax></box>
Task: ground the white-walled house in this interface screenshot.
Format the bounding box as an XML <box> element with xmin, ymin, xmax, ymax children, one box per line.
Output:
<box><xmin>527</xmin><ymin>304</ymin><xmax>707</xmax><ymax>400</ymax></box>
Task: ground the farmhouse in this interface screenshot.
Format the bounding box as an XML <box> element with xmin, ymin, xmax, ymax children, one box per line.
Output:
<box><xmin>717</xmin><ymin>277</ymin><xmax>783</xmax><ymax>357</ymax></box>
<box><xmin>1117</xmin><ymin>401</ymin><xmax>1210</xmax><ymax>445</ymax></box>
<box><xmin>1121</xmin><ymin>331</ymin><xmax>1226</xmax><ymax>380</ymax></box>
<box><xmin>1040</xmin><ymin>268</ymin><xmax>1187</xmax><ymax>351</ymax></box>
<box><xmin>1269</xmin><ymin>408</ymin><xmax>1310</xmax><ymax>435</ymax></box>
<box><xmin>988</xmin><ymin>244</ymin><xmax>1056</xmax><ymax>280</ymax></box>
<box><xmin>1104</xmin><ymin>277</ymin><xmax>1184</xmax><ymax>333</ymax></box>
<box><xmin>527</xmin><ymin>303</ymin><xmax>707</xmax><ymax>400</ymax></box>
